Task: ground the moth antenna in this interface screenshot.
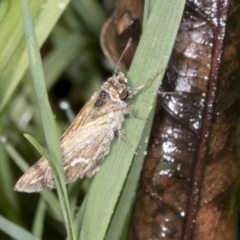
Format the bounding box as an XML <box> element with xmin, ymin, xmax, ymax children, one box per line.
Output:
<box><xmin>140</xmin><ymin>89</ymin><xmax>164</xmax><ymax>95</ymax></box>
<box><xmin>140</xmin><ymin>67</ymin><xmax>167</xmax><ymax>90</ymax></box>
<box><xmin>140</xmin><ymin>90</ymin><xmax>177</xmax><ymax>96</ymax></box>
<box><xmin>128</xmin><ymin>67</ymin><xmax>167</xmax><ymax>98</ymax></box>
<box><xmin>114</xmin><ymin>38</ymin><xmax>132</xmax><ymax>76</ymax></box>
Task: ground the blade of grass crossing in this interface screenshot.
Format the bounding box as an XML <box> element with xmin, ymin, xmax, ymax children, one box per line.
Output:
<box><xmin>79</xmin><ymin>1</ymin><xmax>185</xmax><ymax>240</ymax></box>
<box><xmin>0</xmin><ymin>141</ymin><xmax>19</xmax><ymax>212</ymax></box>
<box><xmin>105</xmin><ymin>101</ymin><xmax>156</xmax><ymax>240</ymax></box>
<box><xmin>32</xmin><ymin>199</ymin><xmax>46</xmax><ymax>239</ymax></box>
<box><xmin>110</xmin><ymin>8</ymin><xmax>163</xmax><ymax>236</ymax></box>
<box><xmin>0</xmin><ymin>142</ymin><xmax>23</xmax><ymax>225</ymax></box>
<box><xmin>1</xmin><ymin>137</ymin><xmax>63</xmax><ymax>222</ymax></box>
<box><xmin>0</xmin><ymin>0</ymin><xmax>70</xmax><ymax>113</ymax></box>
<box><xmin>22</xmin><ymin>1</ymin><xmax>76</xmax><ymax>239</ymax></box>
<box><xmin>0</xmin><ymin>215</ymin><xmax>39</xmax><ymax>240</ymax></box>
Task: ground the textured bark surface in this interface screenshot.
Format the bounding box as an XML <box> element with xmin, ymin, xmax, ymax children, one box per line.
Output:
<box><xmin>101</xmin><ymin>0</ymin><xmax>240</xmax><ymax>239</ymax></box>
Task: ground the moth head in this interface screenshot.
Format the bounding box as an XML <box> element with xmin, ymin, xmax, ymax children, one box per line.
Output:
<box><xmin>115</xmin><ymin>71</ymin><xmax>129</xmax><ymax>99</ymax></box>
<box><xmin>105</xmin><ymin>71</ymin><xmax>129</xmax><ymax>100</ymax></box>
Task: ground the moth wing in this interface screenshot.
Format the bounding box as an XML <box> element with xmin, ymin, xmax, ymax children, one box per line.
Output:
<box><xmin>61</xmin><ymin>88</ymin><xmax>127</xmax><ymax>140</ymax></box>
<box><xmin>14</xmin><ymin>158</ymin><xmax>50</xmax><ymax>192</ymax></box>
<box><xmin>14</xmin><ymin>113</ymin><xmax>119</xmax><ymax>192</ymax></box>
<box><xmin>14</xmin><ymin>90</ymin><xmax>126</xmax><ymax>192</ymax></box>
<box><xmin>61</xmin><ymin>116</ymin><xmax>115</xmax><ymax>183</ymax></box>
<box><xmin>61</xmin><ymin>91</ymin><xmax>101</xmax><ymax>137</ymax></box>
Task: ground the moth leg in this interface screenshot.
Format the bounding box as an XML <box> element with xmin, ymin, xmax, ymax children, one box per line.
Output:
<box><xmin>131</xmin><ymin>111</ymin><xmax>147</xmax><ymax>121</ymax></box>
<box><xmin>118</xmin><ymin>129</ymin><xmax>137</xmax><ymax>155</ymax></box>
<box><xmin>127</xmin><ymin>105</ymin><xmax>147</xmax><ymax>121</ymax></box>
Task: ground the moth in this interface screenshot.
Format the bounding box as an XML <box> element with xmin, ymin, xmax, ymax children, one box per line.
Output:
<box><xmin>14</xmin><ymin>66</ymin><xmax>163</xmax><ymax>192</ymax></box>
<box><xmin>14</xmin><ymin>36</ymin><xmax>165</xmax><ymax>193</ymax></box>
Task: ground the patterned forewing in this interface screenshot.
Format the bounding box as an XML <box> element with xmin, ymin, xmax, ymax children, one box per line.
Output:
<box><xmin>14</xmin><ymin>90</ymin><xmax>127</xmax><ymax>192</ymax></box>
<box><xmin>14</xmin><ymin>158</ymin><xmax>50</xmax><ymax>192</ymax></box>
<box><xmin>14</xmin><ymin>114</ymin><xmax>116</xmax><ymax>192</ymax></box>
<box><xmin>60</xmin><ymin>116</ymin><xmax>115</xmax><ymax>183</ymax></box>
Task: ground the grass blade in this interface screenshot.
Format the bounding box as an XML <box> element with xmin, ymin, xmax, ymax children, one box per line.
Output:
<box><xmin>22</xmin><ymin>1</ymin><xmax>76</xmax><ymax>239</ymax></box>
<box><xmin>105</xmin><ymin>102</ymin><xmax>156</xmax><ymax>240</ymax></box>
<box><xmin>0</xmin><ymin>215</ymin><xmax>39</xmax><ymax>240</ymax></box>
<box><xmin>0</xmin><ymin>0</ymin><xmax>70</xmax><ymax>113</ymax></box>
<box><xmin>1</xmin><ymin>137</ymin><xmax>63</xmax><ymax>221</ymax></box>
<box><xmin>32</xmin><ymin>199</ymin><xmax>46</xmax><ymax>239</ymax></box>
<box><xmin>72</xmin><ymin>0</ymin><xmax>106</xmax><ymax>35</ymax></box>
<box><xmin>0</xmin><ymin>141</ymin><xmax>21</xmax><ymax>224</ymax></box>
<box><xmin>79</xmin><ymin>1</ymin><xmax>185</xmax><ymax>240</ymax></box>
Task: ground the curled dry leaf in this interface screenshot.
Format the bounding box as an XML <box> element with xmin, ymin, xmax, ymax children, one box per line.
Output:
<box><xmin>130</xmin><ymin>0</ymin><xmax>240</xmax><ymax>239</ymax></box>
<box><xmin>100</xmin><ymin>0</ymin><xmax>143</xmax><ymax>71</ymax></box>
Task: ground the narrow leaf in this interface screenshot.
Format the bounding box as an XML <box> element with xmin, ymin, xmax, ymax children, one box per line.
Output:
<box><xmin>0</xmin><ymin>215</ymin><xmax>39</xmax><ymax>240</ymax></box>
<box><xmin>22</xmin><ymin>1</ymin><xmax>76</xmax><ymax>239</ymax></box>
<box><xmin>79</xmin><ymin>1</ymin><xmax>185</xmax><ymax>240</ymax></box>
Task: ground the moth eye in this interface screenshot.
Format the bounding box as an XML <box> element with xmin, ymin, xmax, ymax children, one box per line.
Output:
<box><xmin>119</xmin><ymin>89</ymin><xmax>128</xmax><ymax>100</ymax></box>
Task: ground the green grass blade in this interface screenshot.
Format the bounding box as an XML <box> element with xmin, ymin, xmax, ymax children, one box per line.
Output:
<box><xmin>1</xmin><ymin>137</ymin><xmax>30</xmax><ymax>172</ymax></box>
<box><xmin>1</xmin><ymin>137</ymin><xmax>63</xmax><ymax>222</ymax></box>
<box><xmin>105</xmin><ymin>5</ymin><xmax>164</xmax><ymax>237</ymax></box>
<box><xmin>0</xmin><ymin>140</ymin><xmax>19</xmax><ymax>209</ymax></box>
<box><xmin>67</xmin><ymin>179</ymin><xmax>89</xmax><ymax>219</ymax></box>
<box><xmin>32</xmin><ymin>199</ymin><xmax>46</xmax><ymax>239</ymax></box>
<box><xmin>0</xmin><ymin>0</ymin><xmax>70</xmax><ymax>113</ymax></box>
<box><xmin>79</xmin><ymin>1</ymin><xmax>185</xmax><ymax>240</ymax></box>
<box><xmin>0</xmin><ymin>141</ymin><xmax>21</xmax><ymax>224</ymax></box>
<box><xmin>72</xmin><ymin>0</ymin><xmax>106</xmax><ymax>36</ymax></box>
<box><xmin>41</xmin><ymin>191</ymin><xmax>63</xmax><ymax>222</ymax></box>
<box><xmin>105</xmin><ymin>101</ymin><xmax>156</xmax><ymax>240</ymax></box>
<box><xmin>0</xmin><ymin>1</ymin><xmax>8</xmax><ymax>22</ymax></box>
<box><xmin>74</xmin><ymin>191</ymin><xmax>89</xmax><ymax>237</ymax></box>
<box><xmin>22</xmin><ymin>1</ymin><xmax>76</xmax><ymax>239</ymax></box>
<box><xmin>23</xmin><ymin>134</ymin><xmax>51</xmax><ymax>162</ymax></box>
<box><xmin>0</xmin><ymin>215</ymin><xmax>39</xmax><ymax>240</ymax></box>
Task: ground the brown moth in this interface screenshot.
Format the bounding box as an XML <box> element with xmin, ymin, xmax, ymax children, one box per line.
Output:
<box><xmin>14</xmin><ymin>69</ymin><xmax>158</xmax><ymax>192</ymax></box>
